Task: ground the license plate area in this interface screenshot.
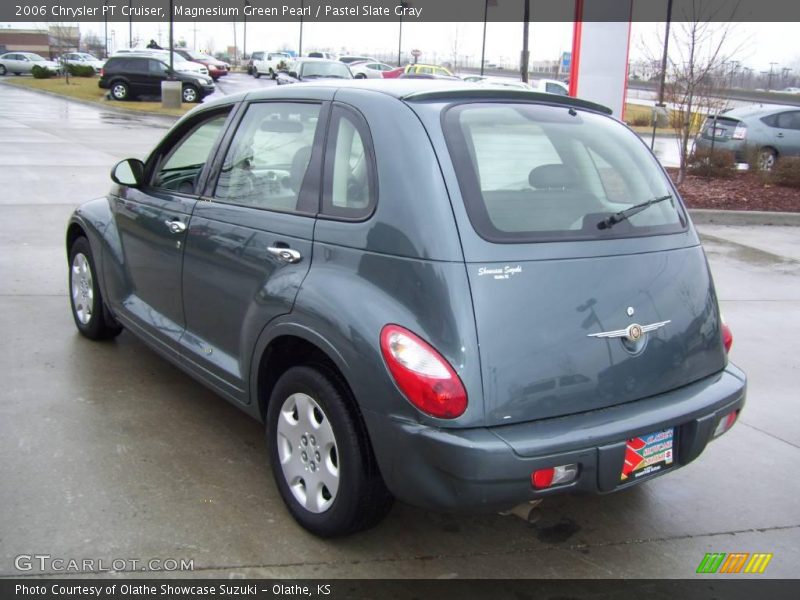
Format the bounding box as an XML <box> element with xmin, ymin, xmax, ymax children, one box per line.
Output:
<box><xmin>620</xmin><ymin>428</ymin><xmax>674</xmax><ymax>482</ymax></box>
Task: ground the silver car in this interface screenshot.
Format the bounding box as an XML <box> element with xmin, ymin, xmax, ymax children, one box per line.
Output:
<box><xmin>0</xmin><ymin>52</ymin><xmax>61</xmax><ymax>76</ymax></box>
<box><xmin>62</xmin><ymin>52</ymin><xmax>105</xmax><ymax>73</ymax></box>
<box><xmin>695</xmin><ymin>104</ymin><xmax>800</xmax><ymax>170</ymax></box>
<box><xmin>349</xmin><ymin>61</ymin><xmax>395</xmax><ymax>79</ymax></box>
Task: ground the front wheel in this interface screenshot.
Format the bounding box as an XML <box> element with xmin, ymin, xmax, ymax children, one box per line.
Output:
<box><xmin>0</xmin><ymin>65</ymin><xmax>6</xmax><ymax>76</ymax></box>
<box><xmin>69</xmin><ymin>237</ymin><xmax>123</xmax><ymax>340</ymax></box>
<box><xmin>254</xmin><ymin>70</ymin><xmax>261</xmax><ymax>79</ymax></box>
<box><xmin>355</xmin><ymin>73</ymin><xmax>367</xmax><ymax>79</ymax></box>
<box><xmin>269</xmin><ymin>68</ymin><xmax>276</xmax><ymax>80</ymax></box>
<box><xmin>182</xmin><ymin>84</ymin><xmax>200</xmax><ymax>103</ymax></box>
<box><xmin>266</xmin><ymin>366</ymin><xmax>393</xmax><ymax>537</ymax></box>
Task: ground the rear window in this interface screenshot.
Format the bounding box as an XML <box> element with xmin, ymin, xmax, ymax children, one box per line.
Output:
<box><xmin>443</xmin><ymin>103</ymin><xmax>686</xmax><ymax>243</ymax></box>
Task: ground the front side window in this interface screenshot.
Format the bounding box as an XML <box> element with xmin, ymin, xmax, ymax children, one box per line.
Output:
<box><xmin>214</xmin><ymin>102</ymin><xmax>321</xmax><ymax>213</ymax></box>
<box><xmin>546</xmin><ymin>82</ymin><xmax>568</xmax><ymax>95</ymax></box>
<box><xmin>443</xmin><ymin>103</ymin><xmax>685</xmax><ymax>242</ymax></box>
<box><xmin>148</xmin><ymin>60</ymin><xmax>168</xmax><ymax>75</ymax></box>
<box><xmin>151</xmin><ymin>112</ymin><xmax>229</xmax><ymax>194</ymax></box>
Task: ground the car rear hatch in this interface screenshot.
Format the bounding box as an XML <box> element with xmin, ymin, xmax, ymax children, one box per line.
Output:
<box><xmin>430</xmin><ymin>98</ymin><xmax>728</xmax><ymax>427</ymax></box>
<box><xmin>699</xmin><ymin>116</ymin><xmax>745</xmax><ymax>142</ymax></box>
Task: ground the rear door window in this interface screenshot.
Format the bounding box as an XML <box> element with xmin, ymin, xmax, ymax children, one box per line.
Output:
<box><xmin>213</xmin><ymin>102</ymin><xmax>321</xmax><ymax>214</ymax></box>
<box><xmin>443</xmin><ymin>103</ymin><xmax>685</xmax><ymax>242</ymax></box>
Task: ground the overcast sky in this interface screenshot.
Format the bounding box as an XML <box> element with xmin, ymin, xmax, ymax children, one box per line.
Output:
<box><xmin>6</xmin><ymin>20</ymin><xmax>798</xmax><ymax>72</ymax></box>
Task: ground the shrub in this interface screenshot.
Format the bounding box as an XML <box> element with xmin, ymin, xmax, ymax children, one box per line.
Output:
<box><xmin>31</xmin><ymin>65</ymin><xmax>55</xmax><ymax>79</ymax></box>
<box><xmin>67</xmin><ymin>64</ymin><xmax>96</xmax><ymax>77</ymax></box>
<box><xmin>687</xmin><ymin>147</ymin><xmax>736</xmax><ymax>178</ymax></box>
<box><xmin>771</xmin><ymin>157</ymin><xmax>800</xmax><ymax>189</ymax></box>
<box><xmin>629</xmin><ymin>114</ymin><xmax>650</xmax><ymax>127</ymax></box>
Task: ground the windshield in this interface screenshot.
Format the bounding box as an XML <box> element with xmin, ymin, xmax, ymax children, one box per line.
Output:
<box><xmin>301</xmin><ymin>61</ymin><xmax>352</xmax><ymax>79</ymax></box>
<box><xmin>443</xmin><ymin>103</ymin><xmax>685</xmax><ymax>242</ymax></box>
<box><xmin>187</xmin><ymin>51</ymin><xmax>213</xmax><ymax>61</ymax></box>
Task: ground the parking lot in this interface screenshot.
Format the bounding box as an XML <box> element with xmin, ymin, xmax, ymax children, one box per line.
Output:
<box><xmin>0</xmin><ymin>83</ymin><xmax>798</xmax><ymax>578</ymax></box>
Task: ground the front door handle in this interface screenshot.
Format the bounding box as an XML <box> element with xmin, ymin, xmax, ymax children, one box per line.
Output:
<box><xmin>165</xmin><ymin>219</ymin><xmax>186</xmax><ymax>234</ymax></box>
<box><xmin>776</xmin><ymin>132</ymin><xmax>785</xmax><ymax>138</ymax></box>
<box><xmin>267</xmin><ymin>246</ymin><xmax>302</xmax><ymax>264</ymax></box>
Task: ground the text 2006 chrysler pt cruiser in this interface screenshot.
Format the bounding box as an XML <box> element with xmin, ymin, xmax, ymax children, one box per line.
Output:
<box><xmin>66</xmin><ymin>81</ymin><xmax>746</xmax><ymax>536</ymax></box>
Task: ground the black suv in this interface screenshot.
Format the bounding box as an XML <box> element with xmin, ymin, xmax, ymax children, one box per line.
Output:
<box><xmin>99</xmin><ymin>55</ymin><xmax>215</xmax><ymax>103</ymax></box>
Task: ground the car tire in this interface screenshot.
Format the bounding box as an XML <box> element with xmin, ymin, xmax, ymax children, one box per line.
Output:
<box><xmin>254</xmin><ymin>70</ymin><xmax>261</xmax><ymax>79</ymax></box>
<box><xmin>269</xmin><ymin>68</ymin><xmax>276</xmax><ymax>80</ymax></box>
<box><xmin>758</xmin><ymin>147</ymin><xmax>778</xmax><ymax>171</ymax></box>
<box><xmin>266</xmin><ymin>365</ymin><xmax>393</xmax><ymax>537</ymax></box>
<box><xmin>0</xmin><ymin>65</ymin><xmax>6</xmax><ymax>76</ymax></box>
<box><xmin>110</xmin><ymin>81</ymin><xmax>129</xmax><ymax>101</ymax></box>
<box><xmin>68</xmin><ymin>237</ymin><xmax>123</xmax><ymax>341</ymax></box>
<box><xmin>182</xmin><ymin>84</ymin><xmax>200</xmax><ymax>103</ymax></box>
<box><xmin>355</xmin><ymin>73</ymin><xmax>367</xmax><ymax>79</ymax></box>
<box><xmin>13</xmin><ymin>72</ymin><xmax>21</xmax><ymax>76</ymax></box>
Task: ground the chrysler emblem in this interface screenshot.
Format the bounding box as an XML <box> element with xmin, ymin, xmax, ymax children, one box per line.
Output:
<box><xmin>587</xmin><ymin>320</ymin><xmax>671</xmax><ymax>340</ymax></box>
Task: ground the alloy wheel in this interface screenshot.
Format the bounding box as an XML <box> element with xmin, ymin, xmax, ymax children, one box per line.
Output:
<box><xmin>71</xmin><ymin>253</ymin><xmax>94</xmax><ymax>325</ymax></box>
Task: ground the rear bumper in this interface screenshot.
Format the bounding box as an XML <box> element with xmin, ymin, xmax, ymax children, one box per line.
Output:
<box><xmin>694</xmin><ymin>136</ymin><xmax>747</xmax><ymax>160</ymax></box>
<box><xmin>365</xmin><ymin>364</ymin><xmax>746</xmax><ymax>512</ymax></box>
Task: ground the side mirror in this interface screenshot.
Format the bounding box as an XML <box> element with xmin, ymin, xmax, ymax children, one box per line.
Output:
<box><xmin>111</xmin><ymin>158</ymin><xmax>145</xmax><ymax>187</ymax></box>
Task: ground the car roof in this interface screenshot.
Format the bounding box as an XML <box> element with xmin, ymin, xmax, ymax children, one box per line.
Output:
<box><xmin>226</xmin><ymin>79</ymin><xmax>611</xmax><ymax>114</ymax></box>
<box><xmin>717</xmin><ymin>104</ymin><xmax>795</xmax><ymax>119</ymax></box>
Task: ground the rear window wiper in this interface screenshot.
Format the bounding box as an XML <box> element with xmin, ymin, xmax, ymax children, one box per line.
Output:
<box><xmin>597</xmin><ymin>194</ymin><xmax>673</xmax><ymax>230</ymax></box>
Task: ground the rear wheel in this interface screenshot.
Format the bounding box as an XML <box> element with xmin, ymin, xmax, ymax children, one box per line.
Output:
<box><xmin>68</xmin><ymin>237</ymin><xmax>122</xmax><ymax>340</ymax></box>
<box><xmin>182</xmin><ymin>84</ymin><xmax>200</xmax><ymax>103</ymax></box>
<box><xmin>269</xmin><ymin>68</ymin><xmax>276</xmax><ymax>80</ymax></box>
<box><xmin>0</xmin><ymin>65</ymin><xmax>6</xmax><ymax>76</ymax></box>
<box><xmin>110</xmin><ymin>81</ymin><xmax>129</xmax><ymax>101</ymax></box>
<box><xmin>266</xmin><ymin>365</ymin><xmax>393</xmax><ymax>537</ymax></box>
<box><xmin>13</xmin><ymin>72</ymin><xmax>21</xmax><ymax>76</ymax></box>
<box><xmin>758</xmin><ymin>147</ymin><xmax>777</xmax><ymax>171</ymax></box>
<box><xmin>355</xmin><ymin>73</ymin><xmax>367</xmax><ymax>79</ymax></box>
<box><xmin>254</xmin><ymin>70</ymin><xmax>261</xmax><ymax>79</ymax></box>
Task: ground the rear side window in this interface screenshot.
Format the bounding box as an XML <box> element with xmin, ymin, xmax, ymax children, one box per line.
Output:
<box><xmin>443</xmin><ymin>103</ymin><xmax>685</xmax><ymax>243</ymax></box>
<box><xmin>321</xmin><ymin>105</ymin><xmax>377</xmax><ymax>219</ymax></box>
<box><xmin>214</xmin><ymin>102</ymin><xmax>321</xmax><ymax>213</ymax></box>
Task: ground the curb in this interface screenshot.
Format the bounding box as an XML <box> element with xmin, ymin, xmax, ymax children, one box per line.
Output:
<box><xmin>0</xmin><ymin>79</ymin><xmax>181</xmax><ymax>123</ymax></box>
<box><xmin>689</xmin><ymin>209</ymin><xmax>800</xmax><ymax>226</ymax></box>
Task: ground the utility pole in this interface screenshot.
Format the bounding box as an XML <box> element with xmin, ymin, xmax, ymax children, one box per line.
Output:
<box><xmin>299</xmin><ymin>0</ymin><xmax>304</xmax><ymax>56</ymax></box>
<box><xmin>232</xmin><ymin>21</ymin><xmax>237</xmax><ymax>65</ymax></box>
<box><xmin>480</xmin><ymin>0</ymin><xmax>488</xmax><ymax>75</ymax></box>
<box><xmin>520</xmin><ymin>0</ymin><xmax>530</xmax><ymax>83</ymax></box>
<box><xmin>397</xmin><ymin>1</ymin><xmax>408</xmax><ymax>66</ymax></box>
<box><xmin>128</xmin><ymin>0</ymin><xmax>132</xmax><ymax>48</ymax></box>
<box><xmin>103</xmin><ymin>0</ymin><xmax>109</xmax><ymax>58</ymax></box>
<box><xmin>651</xmin><ymin>0</ymin><xmax>673</xmax><ymax>150</ymax></box>
<box><xmin>768</xmin><ymin>62</ymin><xmax>777</xmax><ymax>90</ymax></box>
<box><xmin>243</xmin><ymin>1</ymin><xmax>251</xmax><ymax>62</ymax></box>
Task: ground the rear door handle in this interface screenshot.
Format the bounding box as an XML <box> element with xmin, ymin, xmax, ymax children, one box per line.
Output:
<box><xmin>165</xmin><ymin>219</ymin><xmax>186</xmax><ymax>234</ymax></box>
<box><xmin>776</xmin><ymin>133</ymin><xmax>785</xmax><ymax>138</ymax></box>
<box><xmin>267</xmin><ymin>246</ymin><xmax>302</xmax><ymax>264</ymax></box>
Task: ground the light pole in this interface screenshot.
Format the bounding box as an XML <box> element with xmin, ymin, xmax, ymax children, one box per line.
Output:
<box><xmin>243</xmin><ymin>1</ymin><xmax>251</xmax><ymax>62</ymax></box>
<box><xmin>168</xmin><ymin>0</ymin><xmax>174</xmax><ymax>73</ymax></box>
<box><xmin>103</xmin><ymin>1</ymin><xmax>109</xmax><ymax>58</ymax></box>
<box><xmin>480</xmin><ymin>0</ymin><xmax>488</xmax><ymax>75</ymax></box>
<box><xmin>520</xmin><ymin>0</ymin><xmax>530</xmax><ymax>83</ymax></box>
<box><xmin>650</xmin><ymin>0</ymin><xmax>674</xmax><ymax>151</ymax></box>
<box><xmin>397</xmin><ymin>1</ymin><xmax>408</xmax><ymax>66</ymax></box>
<box><xmin>299</xmin><ymin>0</ymin><xmax>304</xmax><ymax>56</ymax></box>
<box><xmin>128</xmin><ymin>0</ymin><xmax>132</xmax><ymax>48</ymax></box>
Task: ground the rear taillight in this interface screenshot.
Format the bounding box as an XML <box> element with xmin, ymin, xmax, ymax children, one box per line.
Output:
<box><xmin>732</xmin><ymin>123</ymin><xmax>747</xmax><ymax>140</ymax></box>
<box><xmin>713</xmin><ymin>410</ymin><xmax>739</xmax><ymax>438</ymax></box>
<box><xmin>721</xmin><ymin>317</ymin><xmax>733</xmax><ymax>354</ymax></box>
<box><xmin>532</xmin><ymin>464</ymin><xmax>579</xmax><ymax>489</ymax></box>
<box><xmin>380</xmin><ymin>324</ymin><xmax>467</xmax><ymax>419</ymax></box>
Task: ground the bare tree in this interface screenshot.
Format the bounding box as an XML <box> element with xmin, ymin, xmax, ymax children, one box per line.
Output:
<box><xmin>643</xmin><ymin>2</ymin><xmax>746</xmax><ymax>184</ymax></box>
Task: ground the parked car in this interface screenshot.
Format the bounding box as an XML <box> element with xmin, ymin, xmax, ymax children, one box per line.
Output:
<box><xmin>172</xmin><ymin>48</ymin><xmax>229</xmax><ymax>80</ymax></box>
<box><xmin>98</xmin><ymin>55</ymin><xmax>214</xmax><ymax>103</ymax></box>
<box><xmin>339</xmin><ymin>55</ymin><xmax>377</xmax><ymax>65</ymax></box>
<box><xmin>253</xmin><ymin>51</ymin><xmax>292</xmax><ymax>79</ymax></box>
<box><xmin>780</xmin><ymin>87</ymin><xmax>800</xmax><ymax>94</ymax></box>
<box><xmin>349</xmin><ymin>61</ymin><xmax>396</xmax><ymax>79</ymax></box>
<box><xmin>694</xmin><ymin>105</ymin><xmax>800</xmax><ymax>170</ymax></box>
<box><xmin>307</xmin><ymin>51</ymin><xmax>337</xmax><ymax>60</ymax></box>
<box><xmin>0</xmin><ymin>52</ymin><xmax>61</xmax><ymax>76</ymax></box>
<box><xmin>62</xmin><ymin>52</ymin><xmax>105</xmax><ymax>73</ymax></box>
<box><xmin>531</xmin><ymin>78</ymin><xmax>570</xmax><ymax>95</ymax></box>
<box><xmin>247</xmin><ymin>51</ymin><xmax>265</xmax><ymax>75</ymax></box>
<box><xmin>112</xmin><ymin>48</ymin><xmax>209</xmax><ymax>77</ymax></box>
<box><xmin>66</xmin><ymin>80</ymin><xmax>745</xmax><ymax>537</ymax></box>
<box><xmin>275</xmin><ymin>58</ymin><xmax>352</xmax><ymax>85</ymax></box>
<box><xmin>463</xmin><ymin>75</ymin><xmax>532</xmax><ymax>90</ymax></box>
<box><xmin>383</xmin><ymin>63</ymin><xmax>454</xmax><ymax>79</ymax></box>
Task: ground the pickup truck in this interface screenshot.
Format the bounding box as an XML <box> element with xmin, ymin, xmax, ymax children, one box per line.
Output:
<box><xmin>253</xmin><ymin>51</ymin><xmax>292</xmax><ymax>79</ymax></box>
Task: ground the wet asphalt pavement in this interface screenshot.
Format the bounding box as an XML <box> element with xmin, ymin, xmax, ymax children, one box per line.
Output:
<box><xmin>0</xmin><ymin>82</ymin><xmax>798</xmax><ymax>579</ymax></box>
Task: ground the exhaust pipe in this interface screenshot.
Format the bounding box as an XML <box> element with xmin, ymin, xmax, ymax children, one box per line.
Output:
<box><xmin>500</xmin><ymin>499</ymin><xmax>543</xmax><ymax>523</ymax></box>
